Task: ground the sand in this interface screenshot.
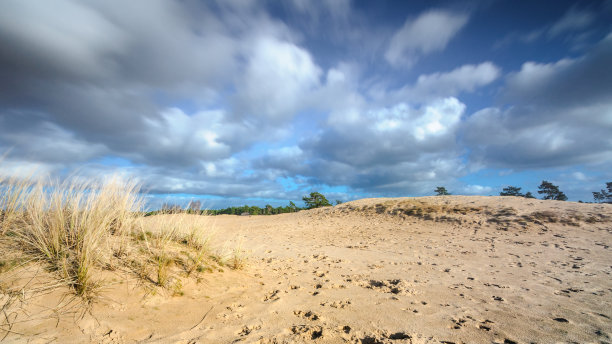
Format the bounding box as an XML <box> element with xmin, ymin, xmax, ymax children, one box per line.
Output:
<box><xmin>2</xmin><ymin>196</ymin><xmax>611</xmax><ymax>343</ymax></box>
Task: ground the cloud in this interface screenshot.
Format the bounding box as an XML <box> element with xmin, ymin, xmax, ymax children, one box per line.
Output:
<box><xmin>254</xmin><ymin>98</ymin><xmax>468</xmax><ymax>196</ymax></box>
<box><xmin>234</xmin><ymin>37</ymin><xmax>322</xmax><ymax>120</ymax></box>
<box><xmin>548</xmin><ymin>7</ymin><xmax>595</xmax><ymax>38</ymax></box>
<box><xmin>0</xmin><ymin>0</ymin><xmax>321</xmax><ymax>169</ymax></box>
<box><xmin>385</xmin><ymin>10</ymin><xmax>468</xmax><ymax>68</ymax></box>
<box><xmin>394</xmin><ymin>62</ymin><xmax>500</xmax><ymax>102</ymax></box>
<box><xmin>505</xmin><ymin>33</ymin><xmax>612</xmax><ymax>108</ymax></box>
<box><xmin>463</xmin><ymin>34</ymin><xmax>612</xmax><ymax>169</ymax></box>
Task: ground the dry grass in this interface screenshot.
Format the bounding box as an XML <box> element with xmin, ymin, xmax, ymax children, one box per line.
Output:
<box><xmin>1</xmin><ymin>175</ymin><xmax>142</xmax><ymax>299</ymax></box>
<box><xmin>1</xmin><ymin>170</ymin><xmax>246</xmax><ymax>305</ymax></box>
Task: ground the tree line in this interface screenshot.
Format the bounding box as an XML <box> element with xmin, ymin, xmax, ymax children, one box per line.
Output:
<box><xmin>436</xmin><ymin>180</ymin><xmax>612</xmax><ymax>203</ymax></box>
<box><xmin>146</xmin><ymin>192</ymin><xmax>340</xmax><ymax>216</ymax></box>
<box><xmin>146</xmin><ymin>180</ymin><xmax>612</xmax><ymax>216</ymax></box>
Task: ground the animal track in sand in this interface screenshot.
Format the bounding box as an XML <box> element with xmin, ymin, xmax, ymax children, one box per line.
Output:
<box><xmin>364</xmin><ymin>279</ymin><xmax>415</xmax><ymax>295</ymax></box>
<box><xmin>320</xmin><ymin>299</ymin><xmax>352</xmax><ymax>308</ymax></box>
<box><xmin>450</xmin><ymin>318</ymin><xmax>467</xmax><ymax>329</ymax></box>
<box><xmin>238</xmin><ymin>324</ymin><xmax>262</xmax><ymax>336</ymax></box>
<box><xmin>358</xmin><ymin>330</ymin><xmax>413</xmax><ymax>343</ymax></box>
<box><xmin>263</xmin><ymin>289</ymin><xmax>281</xmax><ymax>302</ymax></box>
<box><xmin>293</xmin><ymin>310</ymin><xmax>320</xmax><ymax>321</ymax></box>
<box><xmin>290</xmin><ymin>324</ymin><xmax>323</xmax><ymax>340</ymax></box>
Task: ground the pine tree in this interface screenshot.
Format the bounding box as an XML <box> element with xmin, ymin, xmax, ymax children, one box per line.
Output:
<box><xmin>435</xmin><ymin>186</ymin><xmax>450</xmax><ymax>196</ymax></box>
<box><xmin>500</xmin><ymin>186</ymin><xmax>523</xmax><ymax>197</ymax></box>
<box><xmin>302</xmin><ymin>192</ymin><xmax>331</xmax><ymax>209</ymax></box>
<box><xmin>537</xmin><ymin>181</ymin><xmax>568</xmax><ymax>201</ymax></box>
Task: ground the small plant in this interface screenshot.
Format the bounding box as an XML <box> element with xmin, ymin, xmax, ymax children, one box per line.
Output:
<box><xmin>228</xmin><ymin>239</ymin><xmax>248</xmax><ymax>270</ymax></box>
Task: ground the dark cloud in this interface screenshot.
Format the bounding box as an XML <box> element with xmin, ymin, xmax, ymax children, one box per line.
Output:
<box><xmin>0</xmin><ymin>0</ymin><xmax>610</xmax><ymax>203</ymax></box>
<box><xmin>463</xmin><ymin>34</ymin><xmax>612</xmax><ymax>169</ymax></box>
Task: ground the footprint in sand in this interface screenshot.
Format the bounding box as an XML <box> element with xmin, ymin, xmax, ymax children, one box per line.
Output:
<box><xmin>293</xmin><ymin>310</ymin><xmax>321</xmax><ymax>321</ymax></box>
<box><xmin>263</xmin><ymin>289</ymin><xmax>281</xmax><ymax>302</ymax></box>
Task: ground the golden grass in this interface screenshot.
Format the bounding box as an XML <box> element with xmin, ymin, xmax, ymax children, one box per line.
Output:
<box><xmin>1</xmin><ymin>175</ymin><xmax>142</xmax><ymax>299</ymax></box>
<box><xmin>1</xmin><ymin>170</ymin><xmax>246</xmax><ymax>303</ymax></box>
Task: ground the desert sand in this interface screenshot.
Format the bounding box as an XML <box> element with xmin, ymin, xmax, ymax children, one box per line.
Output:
<box><xmin>2</xmin><ymin>196</ymin><xmax>612</xmax><ymax>343</ymax></box>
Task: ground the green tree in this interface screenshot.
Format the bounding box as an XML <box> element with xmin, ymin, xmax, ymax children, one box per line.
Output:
<box><xmin>537</xmin><ymin>181</ymin><xmax>568</xmax><ymax>201</ymax></box>
<box><xmin>335</xmin><ymin>200</ymin><xmax>343</xmax><ymax>205</ymax></box>
<box><xmin>302</xmin><ymin>192</ymin><xmax>331</xmax><ymax>209</ymax></box>
<box><xmin>524</xmin><ymin>191</ymin><xmax>535</xmax><ymax>199</ymax></box>
<box><xmin>500</xmin><ymin>186</ymin><xmax>524</xmax><ymax>197</ymax></box>
<box><xmin>435</xmin><ymin>186</ymin><xmax>450</xmax><ymax>196</ymax></box>
<box><xmin>592</xmin><ymin>182</ymin><xmax>612</xmax><ymax>203</ymax></box>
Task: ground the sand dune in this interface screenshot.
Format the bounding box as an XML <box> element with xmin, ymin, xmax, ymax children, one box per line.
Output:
<box><xmin>2</xmin><ymin>196</ymin><xmax>612</xmax><ymax>343</ymax></box>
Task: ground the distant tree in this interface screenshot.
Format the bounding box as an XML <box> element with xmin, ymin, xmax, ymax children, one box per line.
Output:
<box><xmin>592</xmin><ymin>182</ymin><xmax>612</xmax><ymax>203</ymax></box>
<box><xmin>302</xmin><ymin>192</ymin><xmax>331</xmax><ymax>209</ymax></box>
<box><xmin>289</xmin><ymin>201</ymin><xmax>298</xmax><ymax>212</ymax></box>
<box><xmin>524</xmin><ymin>191</ymin><xmax>535</xmax><ymax>199</ymax></box>
<box><xmin>435</xmin><ymin>186</ymin><xmax>450</xmax><ymax>196</ymax></box>
<box><xmin>537</xmin><ymin>181</ymin><xmax>568</xmax><ymax>201</ymax></box>
<box><xmin>335</xmin><ymin>200</ymin><xmax>343</xmax><ymax>205</ymax></box>
<box><xmin>500</xmin><ymin>186</ymin><xmax>524</xmax><ymax>197</ymax></box>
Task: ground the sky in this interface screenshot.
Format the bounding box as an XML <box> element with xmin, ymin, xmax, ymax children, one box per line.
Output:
<box><xmin>0</xmin><ymin>0</ymin><xmax>611</xmax><ymax>208</ymax></box>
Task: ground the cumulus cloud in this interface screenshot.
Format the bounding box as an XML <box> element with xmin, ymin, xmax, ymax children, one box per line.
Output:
<box><xmin>234</xmin><ymin>37</ymin><xmax>322</xmax><ymax>120</ymax></box>
<box><xmin>385</xmin><ymin>10</ymin><xmax>468</xmax><ymax>68</ymax></box>
<box><xmin>254</xmin><ymin>98</ymin><xmax>468</xmax><ymax>196</ymax></box>
<box><xmin>0</xmin><ymin>0</ymin><xmax>321</xmax><ymax>169</ymax></box>
<box><xmin>1</xmin><ymin>0</ymin><xmax>610</xmax><ymax>203</ymax></box>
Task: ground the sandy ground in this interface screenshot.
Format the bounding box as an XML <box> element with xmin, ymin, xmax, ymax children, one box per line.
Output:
<box><xmin>2</xmin><ymin>196</ymin><xmax>612</xmax><ymax>343</ymax></box>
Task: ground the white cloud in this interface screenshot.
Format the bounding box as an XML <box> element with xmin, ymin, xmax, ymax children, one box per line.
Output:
<box><xmin>396</xmin><ymin>62</ymin><xmax>500</xmax><ymax>102</ymax></box>
<box><xmin>385</xmin><ymin>10</ymin><xmax>468</xmax><ymax>68</ymax></box>
<box><xmin>461</xmin><ymin>184</ymin><xmax>493</xmax><ymax>195</ymax></box>
<box><xmin>236</xmin><ymin>37</ymin><xmax>322</xmax><ymax>120</ymax></box>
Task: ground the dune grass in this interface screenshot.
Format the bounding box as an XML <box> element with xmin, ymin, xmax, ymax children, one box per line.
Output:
<box><xmin>0</xmin><ymin>175</ymin><xmax>142</xmax><ymax>299</ymax></box>
<box><xmin>0</xmin><ymin>171</ymin><xmax>245</xmax><ymax>302</ymax></box>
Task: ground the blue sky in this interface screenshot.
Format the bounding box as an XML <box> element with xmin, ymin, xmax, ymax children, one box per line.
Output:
<box><xmin>0</xmin><ymin>0</ymin><xmax>611</xmax><ymax>208</ymax></box>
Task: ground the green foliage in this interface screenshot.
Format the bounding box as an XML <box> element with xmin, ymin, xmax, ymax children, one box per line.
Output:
<box><xmin>537</xmin><ymin>181</ymin><xmax>568</xmax><ymax>201</ymax></box>
<box><xmin>435</xmin><ymin>186</ymin><xmax>450</xmax><ymax>196</ymax></box>
<box><xmin>592</xmin><ymin>181</ymin><xmax>612</xmax><ymax>203</ymax></box>
<box><xmin>500</xmin><ymin>186</ymin><xmax>523</xmax><ymax>196</ymax></box>
<box><xmin>335</xmin><ymin>200</ymin><xmax>343</xmax><ymax>205</ymax></box>
<box><xmin>302</xmin><ymin>192</ymin><xmax>331</xmax><ymax>209</ymax></box>
<box><xmin>499</xmin><ymin>186</ymin><xmax>536</xmax><ymax>198</ymax></box>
